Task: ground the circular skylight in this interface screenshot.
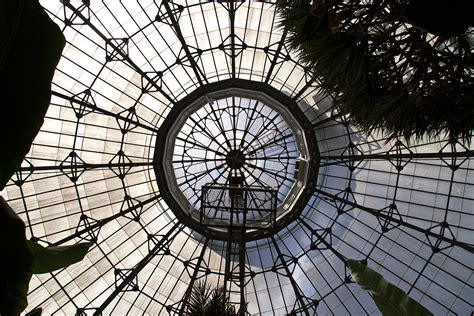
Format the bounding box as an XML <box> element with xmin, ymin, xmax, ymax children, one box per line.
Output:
<box><xmin>153</xmin><ymin>82</ymin><xmax>318</xmax><ymax>241</ymax></box>
<box><xmin>1</xmin><ymin>1</ymin><xmax>472</xmax><ymax>315</ymax></box>
<box><xmin>168</xmin><ymin>95</ymin><xmax>298</xmax><ymax>208</ymax></box>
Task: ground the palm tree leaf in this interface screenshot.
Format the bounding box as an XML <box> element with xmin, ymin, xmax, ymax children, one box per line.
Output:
<box><xmin>186</xmin><ymin>281</ymin><xmax>237</xmax><ymax>315</ymax></box>
<box><xmin>274</xmin><ymin>0</ymin><xmax>474</xmax><ymax>143</ymax></box>
<box><xmin>347</xmin><ymin>260</ymin><xmax>432</xmax><ymax>316</ymax></box>
<box><xmin>26</xmin><ymin>241</ymin><xmax>92</xmax><ymax>274</ymax></box>
<box><xmin>0</xmin><ymin>0</ymin><xmax>65</xmax><ymax>189</ymax></box>
<box><xmin>187</xmin><ymin>280</ymin><xmax>210</xmax><ymax>315</ymax></box>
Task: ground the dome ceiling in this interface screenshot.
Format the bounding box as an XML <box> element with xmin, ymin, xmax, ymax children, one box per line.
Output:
<box><xmin>1</xmin><ymin>1</ymin><xmax>473</xmax><ymax>315</ymax></box>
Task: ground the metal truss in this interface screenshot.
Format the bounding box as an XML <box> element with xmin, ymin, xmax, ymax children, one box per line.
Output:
<box><xmin>2</xmin><ymin>1</ymin><xmax>472</xmax><ymax>315</ymax></box>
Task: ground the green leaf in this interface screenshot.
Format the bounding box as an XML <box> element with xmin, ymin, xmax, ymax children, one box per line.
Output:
<box><xmin>0</xmin><ymin>0</ymin><xmax>65</xmax><ymax>189</ymax></box>
<box><xmin>27</xmin><ymin>241</ymin><xmax>92</xmax><ymax>274</ymax></box>
<box><xmin>275</xmin><ymin>0</ymin><xmax>473</xmax><ymax>143</ymax></box>
<box><xmin>26</xmin><ymin>307</ymin><xmax>43</xmax><ymax>316</ymax></box>
<box><xmin>347</xmin><ymin>260</ymin><xmax>432</xmax><ymax>316</ymax></box>
<box><xmin>1</xmin><ymin>198</ymin><xmax>91</xmax><ymax>315</ymax></box>
<box><xmin>187</xmin><ymin>281</ymin><xmax>238</xmax><ymax>315</ymax></box>
<box><xmin>0</xmin><ymin>197</ymin><xmax>34</xmax><ymax>316</ymax></box>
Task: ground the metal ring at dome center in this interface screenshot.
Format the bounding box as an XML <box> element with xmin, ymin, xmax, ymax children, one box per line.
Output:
<box><xmin>226</xmin><ymin>150</ymin><xmax>246</xmax><ymax>169</ymax></box>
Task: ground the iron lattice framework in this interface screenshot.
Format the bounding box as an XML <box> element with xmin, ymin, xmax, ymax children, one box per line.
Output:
<box><xmin>153</xmin><ymin>80</ymin><xmax>318</xmax><ymax>243</ymax></box>
<box><xmin>168</xmin><ymin>95</ymin><xmax>298</xmax><ymax>208</ymax></box>
<box><xmin>200</xmin><ymin>184</ymin><xmax>278</xmax><ymax>230</ymax></box>
<box><xmin>1</xmin><ymin>1</ymin><xmax>472</xmax><ymax>315</ymax></box>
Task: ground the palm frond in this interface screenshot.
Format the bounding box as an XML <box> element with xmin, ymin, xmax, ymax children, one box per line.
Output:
<box><xmin>186</xmin><ymin>281</ymin><xmax>237</xmax><ymax>316</ymax></box>
<box><xmin>187</xmin><ymin>280</ymin><xmax>211</xmax><ymax>315</ymax></box>
<box><xmin>275</xmin><ymin>0</ymin><xmax>474</xmax><ymax>143</ymax></box>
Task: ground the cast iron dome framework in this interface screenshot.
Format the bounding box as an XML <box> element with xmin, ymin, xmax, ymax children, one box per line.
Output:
<box><xmin>1</xmin><ymin>0</ymin><xmax>472</xmax><ymax>315</ymax></box>
<box><xmin>153</xmin><ymin>79</ymin><xmax>319</xmax><ymax>241</ymax></box>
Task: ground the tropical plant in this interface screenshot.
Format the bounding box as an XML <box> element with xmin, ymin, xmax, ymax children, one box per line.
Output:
<box><xmin>1</xmin><ymin>2</ymin><xmax>70</xmax><ymax>314</ymax></box>
<box><xmin>186</xmin><ymin>280</ymin><xmax>238</xmax><ymax>316</ymax></box>
<box><xmin>275</xmin><ymin>0</ymin><xmax>473</xmax><ymax>143</ymax></box>
<box><xmin>347</xmin><ymin>259</ymin><xmax>432</xmax><ymax>316</ymax></box>
<box><xmin>0</xmin><ymin>0</ymin><xmax>65</xmax><ymax>189</ymax></box>
<box><xmin>0</xmin><ymin>197</ymin><xmax>92</xmax><ymax>316</ymax></box>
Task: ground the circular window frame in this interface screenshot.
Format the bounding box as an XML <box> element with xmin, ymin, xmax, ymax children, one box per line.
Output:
<box><xmin>153</xmin><ymin>79</ymin><xmax>320</xmax><ymax>241</ymax></box>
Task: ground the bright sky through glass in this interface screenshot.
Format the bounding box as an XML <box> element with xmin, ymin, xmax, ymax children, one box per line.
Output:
<box><xmin>1</xmin><ymin>1</ymin><xmax>471</xmax><ymax>314</ymax></box>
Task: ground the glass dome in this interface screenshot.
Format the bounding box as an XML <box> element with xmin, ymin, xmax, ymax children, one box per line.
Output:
<box><xmin>1</xmin><ymin>1</ymin><xmax>473</xmax><ymax>315</ymax></box>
